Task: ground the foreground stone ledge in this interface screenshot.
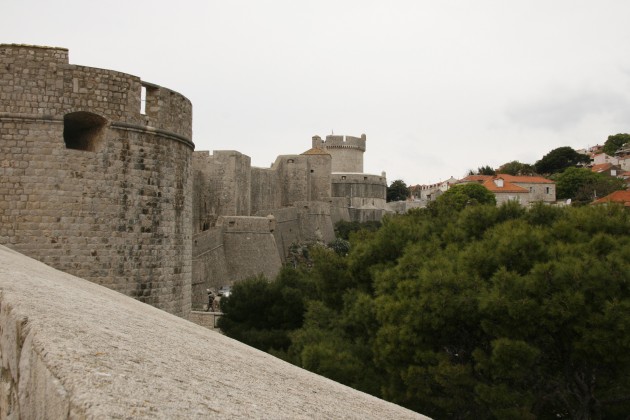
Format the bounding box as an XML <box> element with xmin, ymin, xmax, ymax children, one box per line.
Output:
<box><xmin>0</xmin><ymin>245</ymin><xmax>427</xmax><ymax>419</ymax></box>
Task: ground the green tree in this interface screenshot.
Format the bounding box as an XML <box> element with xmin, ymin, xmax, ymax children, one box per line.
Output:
<box><xmin>222</xmin><ymin>202</ymin><xmax>630</xmax><ymax>418</ymax></box>
<box><xmin>496</xmin><ymin>160</ymin><xmax>535</xmax><ymax>176</ymax></box>
<box><xmin>386</xmin><ymin>179</ymin><xmax>410</xmax><ymax>202</ymax></box>
<box><xmin>334</xmin><ymin>220</ymin><xmax>381</xmax><ymax>240</ymax></box>
<box><xmin>602</xmin><ymin>133</ymin><xmax>630</xmax><ymax>155</ymax></box>
<box><xmin>467</xmin><ymin>165</ymin><xmax>496</xmax><ymax>176</ymax></box>
<box><xmin>476</xmin><ymin>225</ymin><xmax>630</xmax><ymax>418</ymax></box>
<box><xmin>574</xmin><ymin>177</ymin><xmax>626</xmax><ymax>203</ymax></box>
<box><xmin>553</xmin><ymin>167</ymin><xmax>625</xmax><ymax>202</ymax></box>
<box><xmin>428</xmin><ymin>182</ymin><xmax>496</xmax><ymax>214</ymax></box>
<box><xmin>372</xmin><ymin>204</ymin><xmax>630</xmax><ymax>418</ymax></box>
<box><xmin>287</xmin><ymin>292</ymin><xmax>381</xmax><ymax>396</ymax></box>
<box><xmin>328</xmin><ymin>237</ymin><xmax>350</xmax><ymax>256</ymax></box>
<box><xmin>534</xmin><ymin>146</ymin><xmax>590</xmax><ymax>175</ymax></box>
<box><xmin>218</xmin><ymin>270</ymin><xmax>316</xmax><ymax>352</ymax></box>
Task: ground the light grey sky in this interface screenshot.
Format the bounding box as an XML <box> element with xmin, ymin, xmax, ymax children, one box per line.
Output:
<box><xmin>4</xmin><ymin>0</ymin><xmax>630</xmax><ymax>184</ymax></box>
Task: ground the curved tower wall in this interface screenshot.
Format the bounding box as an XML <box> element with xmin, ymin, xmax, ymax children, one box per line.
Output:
<box><xmin>0</xmin><ymin>45</ymin><xmax>193</xmax><ymax>317</ymax></box>
<box><xmin>330</xmin><ymin>173</ymin><xmax>387</xmax><ymax>208</ymax></box>
<box><xmin>313</xmin><ymin>134</ymin><xmax>365</xmax><ymax>173</ymax></box>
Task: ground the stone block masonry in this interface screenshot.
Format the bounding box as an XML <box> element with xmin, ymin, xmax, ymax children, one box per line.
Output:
<box><xmin>0</xmin><ymin>44</ymin><xmax>193</xmax><ymax>317</ymax></box>
<box><xmin>0</xmin><ymin>244</ymin><xmax>427</xmax><ymax>419</ymax></box>
<box><xmin>312</xmin><ymin>134</ymin><xmax>366</xmax><ymax>173</ymax></box>
<box><xmin>191</xmin><ymin>228</ymin><xmax>229</xmax><ymax>309</ymax></box>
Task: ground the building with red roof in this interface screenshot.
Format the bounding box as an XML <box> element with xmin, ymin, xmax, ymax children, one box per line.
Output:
<box><xmin>459</xmin><ymin>174</ymin><xmax>555</xmax><ymax>206</ymax></box>
<box><xmin>590</xmin><ymin>163</ymin><xmax>622</xmax><ymax>177</ymax></box>
<box><xmin>591</xmin><ymin>190</ymin><xmax>630</xmax><ymax>207</ymax></box>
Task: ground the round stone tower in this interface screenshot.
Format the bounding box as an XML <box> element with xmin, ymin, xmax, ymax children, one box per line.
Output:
<box><xmin>0</xmin><ymin>44</ymin><xmax>194</xmax><ymax>317</ymax></box>
<box><xmin>312</xmin><ymin>134</ymin><xmax>366</xmax><ymax>173</ymax></box>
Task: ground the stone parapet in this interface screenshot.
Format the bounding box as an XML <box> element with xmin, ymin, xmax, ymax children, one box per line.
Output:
<box><xmin>0</xmin><ymin>245</ymin><xmax>426</xmax><ymax>419</ymax></box>
<box><xmin>0</xmin><ymin>44</ymin><xmax>192</xmax><ymax>140</ymax></box>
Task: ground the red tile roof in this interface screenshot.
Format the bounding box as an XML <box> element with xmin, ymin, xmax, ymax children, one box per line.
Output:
<box><xmin>591</xmin><ymin>163</ymin><xmax>613</xmax><ymax>173</ymax></box>
<box><xmin>461</xmin><ymin>175</ymin><xmax>491</xmax><ymax>182</ymax></box>
<box><xmin>459</xmin><ymin>175</ymin><xmax>530</xmax><ymax>193</ymax></box>
<box><xmin>461</xmin><ymin>174</ymin><xmax>554</xmax><ymax>184</ymax></box>
<box><xmin>497</xmin><ymin>174</ymin><xmax>555</xmax><ymax>184</ymax></box>
<box><xmin>301</xmin><ymin>147</ymin><xmax>331</xmax><ymax>156</ymax></box>
<box><xmin>592</xmin><ymin>190</ymin><xmax>630</xmax><ymax>206</ymax></box>
<box><xmin>481</xmin><ymin>178</ymin><xmax>529</xmax><ymax>193</ymax></box>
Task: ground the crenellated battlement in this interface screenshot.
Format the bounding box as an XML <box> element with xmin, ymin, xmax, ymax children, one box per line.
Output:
<box><xmin>0</xmin><ymin>44</ymin><xmax>192</xmax><ymax>141</ymax></box>
<box><xmin>312</xmin><ymin>134</ymin><xmax>366</xmax><ymax>152</ymax></box>
<box><xmin>311</xmin><ymin>133</ymin><xmax>366</xmax><ymax>172</ymax></box>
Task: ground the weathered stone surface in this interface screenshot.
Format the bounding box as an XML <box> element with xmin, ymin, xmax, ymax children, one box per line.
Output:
<box><xmin>191</xmin><ymin>149</ymin><xmax>336</xmax><ymax>303</ymax></box>
<box><xmin>0</xmin><ymin>245</ymin><xmax>427</xmax><ymax>419</ymax></box>
<box><xmin>312</xmin><ymin>134</ymin><xmax>366</xmax><ymax>173</ymax></box>
<box><xmin>0</xmin><ymin>44</ymin><xmax>193</xmax><ymax>317</ymax></box>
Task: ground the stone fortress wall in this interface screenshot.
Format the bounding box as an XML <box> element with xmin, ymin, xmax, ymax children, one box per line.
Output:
<box><xmin>331</xmin><ymin>173</ymin><xmax>388</xmax><ymax>208</ymax></box>
<box><xmin>0</xmin><ymin>45</ymin><xmax>429</xmax><ymax>417</ymax></box>
<box><xmin>0</xmin><ymin>44</ymin><xmax>389</xmax><ymax>314</ymax></box>
<box><xmin>188</xmin><ymin>133</ymin><xmax>389</xmax><ymax>307</ymax></box>
<box><xmin>311</xmin><ymin>134</ymin><xmax>388</xmax><ymax>223</ymax></box>
<box><xmin>191</xmin><ymin>149</ymin><xmax>335</xmax><ymax>309</ymax></box>
<box><xmin>0</xmin><ymin>44</ymin><xmax>193</xmax><ymax>317</ymax></box>
<box><xmin>331</xmin><ymin>173</ymin><xmax>388</xmax><ymax>222</ymax></box>
<box><xmin>192</xmin><ymin>150</ymin><xmax>252</xmax><ymax>231</ymax></box>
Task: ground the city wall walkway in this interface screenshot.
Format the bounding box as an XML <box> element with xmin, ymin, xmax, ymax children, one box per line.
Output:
<box><xmin>0</xmin><ymin>245</ymin><xmax>427</xmax><ymax>419</ymax></box>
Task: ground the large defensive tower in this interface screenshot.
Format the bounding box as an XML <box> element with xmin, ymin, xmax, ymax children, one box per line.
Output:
<box><xmin>312</xmin><ymin>134</ymin><xmax>366</xmax><ymax>173</ymax></box>
<box><xmin>310</xmin><ymin>133</ymin><xmax>387</xmax><ymax>222</ymax></box>
<box><xmin>0</xmin><ymin>44</ymin><xmax>194</xmax><ymax>317</ymax></box>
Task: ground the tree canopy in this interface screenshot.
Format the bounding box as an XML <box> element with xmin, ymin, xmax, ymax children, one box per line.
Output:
<box><xmin>553</xmin><ymin>167</ymin><xmax>626</xmax><ymax>203</ymax></box>
<box><xmin>468</xmin><ymin>165</ymin><xmax>496</xmax><ymax>176</ymax></box>
<box><xmin>534</xmin><ymin>146</ymin><xmax>590</xmax><ymax>175</ymax></box>
<box><xmin>496</xmin><ymin>160</ymin><xmax>535</xmax><ymax>176</ymax></box>
<box><xmin>602</xmin><ymin>133</ymin><xmax>630</xmax><ymax>155</ymax></box>
<box><xmin>334</xmin><ymin>220</ymin><xmax>381</xmax><ymax>240</ymax></box>
<box><xmin>220</xmin><ymin>203</ymin><xmax>630</xmax><ymax>418</ymax></box>
<box><xmin>386</xmin><ymin>179</ymin><xmax>410</xmax><ymax>202</ymax></box>
<box><xmin>428</xmin><ymin>182</ymin><xmax>496</xmax><ymax>213</ymax></box>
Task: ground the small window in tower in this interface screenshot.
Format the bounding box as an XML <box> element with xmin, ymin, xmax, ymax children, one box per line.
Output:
<box><xmin>310</xmin><ymin>169</ymin><xmax>314</xmax><ymax>173</ymax></box>
<box><xmin>140</xmin><ymin>86</ymin><xmax>147</xmax><ymax>114</ymax></box>
<box><xmin>63</xmin><ymin>112</ymin><xmax>107</xmax><ymax>152</ymax></box>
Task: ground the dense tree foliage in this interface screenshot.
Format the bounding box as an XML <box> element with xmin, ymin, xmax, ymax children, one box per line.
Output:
<box><xmin>218</xmin><ymin>271</ymin><xmax>317</xmax><ymax>352</ymax></box>
<box><xmin>220</xmin><ymin>199</ymin><xmax>630</xmax><ymax>418</ymax></box>
<box><xmin>468</xmin><ymin>165</ymin><xmax>496</xmax><ymax>176</ymax></box>
<box><xmin>334</xmin><ymin>220</ymin><xmax>381</xmax><ymax>240</ymax></box>
<box><xmin>386</xmin><ymin>179</ymin><xmax>410</xmax><ymax>202</ymax></box>
<box><xmin>534</xmin><ymin>146</ymin><xmax>590</xmax><ymax>175</ymax></box>
<box><xmin>553</xmin><ymin>167</ymin><xmax>626</xmax><ymax>203</ymax></box>
<box><xmin>496</xmin><ymin>160</ymin><xmax>535</xmax><ymax>176</ymax></box>
<box><xmin>602</xmin><ymin>133</ymin><xmax>630</xmax><ymax>155</ymax></box>
<box><xmin>427</xmin><ymin>182</ymin><xmax>496</xmax><ymax>214</ymax></box>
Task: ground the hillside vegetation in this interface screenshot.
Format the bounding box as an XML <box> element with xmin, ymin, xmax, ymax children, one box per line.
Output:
<box><xmin>219</xmin><ymin>197</ymin><xmax>630</xmax><ymax>418</ymax></box>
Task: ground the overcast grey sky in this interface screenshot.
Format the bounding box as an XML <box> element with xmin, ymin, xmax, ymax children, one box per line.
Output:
<box><xmin>4</xmin><ymin>0</ymin><xmax>630</xmax><ymax>184</ymax></box>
